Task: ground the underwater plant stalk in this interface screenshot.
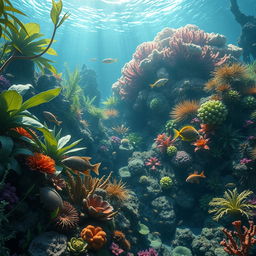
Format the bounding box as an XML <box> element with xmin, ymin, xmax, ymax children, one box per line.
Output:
<box><xmin>5</xmin><ymin>184</ymin><xmax>35</xmax><ymax>218</ymax></box>
<box><xmin>0</xmin><ymin>26</ymin><xmax>57</xmax><ymax>73</ymax></box>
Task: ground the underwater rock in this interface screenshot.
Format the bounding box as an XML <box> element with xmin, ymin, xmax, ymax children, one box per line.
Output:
<box><xmin>128</xmin><ymin>158</ymin><xmax>145</xmax><ymax>176</ymax></box>
<box><xmin>36</xmin><ymin>74</ymin><xmax>60</xmax><ymax>92</ymax></box>
<box><xmin>40</xmin><ymin>187</ymin><xmax>63</xmax><ymax>211</ymax></box>
<box><xmin>172</xmin><ymin>228</ymin><xmax>195</xmax><ymax>248</ymax></box>
<box><xmin>172</xmin><ymin>151</ymin><xmax>192</xmax><ymax>169</ymax></box>
<box><xmin>29</xmin><ymin>231</ymin><xmax>67</xmax><ymax>256</ymax></box>
<box><xmin>151</xmin><ymin>196</ymin><xmax>176</xmax><ymax>236</ymax></box>
<box><xmin>172</xmin><ymin>246</ymin><xmax>192</xmax><ymax>256</ymax></box>
<box><xmin>175</xmin><ymin>190</ymin><xmax>195</xmax><ymax>209</ymax></box>
<box><xmin>191</xmin><ymin>227</ymin><xmax>226</xmax><ymax>256</ymax></box>
<box><xmin>156</xmin><ymin>67</ymin><xmax>169</xmax><ymax>79</ymax></box>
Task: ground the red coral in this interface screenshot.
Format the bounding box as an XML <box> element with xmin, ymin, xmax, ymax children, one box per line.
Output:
<box><xmin>133</xmin><ymin>42</ymin><xmax>159</xmax><ymax>61</ymax></box>
<box><xmin>145</xmin><ymin>157</ymin><xmax>161</xmax><ymax>171</ymax></box>
<box><xmin>26</xmin><ymin>153</ymin><xmax>56</xmax><ymax>174</ymax></box>
<box><xmin>154</xmin><ymin>133</ymin><xmax>173</xmax><ymax>153</ymax></box>
<box><xmin>220</xmin><ymin>220</ymin><xmax>256</xmax><ymax>256</ymax></box>
<box><xmin>12</xmin><ymin>127</ymin><xmax>35</xmax><ymax>139</ymax></box>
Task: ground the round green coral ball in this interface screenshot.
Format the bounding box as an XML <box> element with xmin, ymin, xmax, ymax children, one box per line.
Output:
<box><xmin>160</xmin><ymin>176</ymin><xmax>173</xmax><ymax>189</ymax></box>
<box><xmin>149</xmin><ymin>98</ymin><xmax>163</xmax><ymax>112</ymax></box>
<box><xmin>242</xmin><ymin>96</ymin><xmax>256</xmax><ymax>109</ymax></box>
<box><xmin>172</xmin><ymin>246</ymin><xmax>192</xmax><ymax>256</ymax></box>
<box><xmin>197</xmin><ymin>100</ymin><xmax>228</xmax><ymax>125</ymax></box>
<box><xmin>167</xmin><ymin>145</ymin><xmax>177</xmax><ymax>157</ymax></box>
<box><xmin>223</xmin><ymin>90</ymin><xmax>241</xmax><ymax>103</ymax></box>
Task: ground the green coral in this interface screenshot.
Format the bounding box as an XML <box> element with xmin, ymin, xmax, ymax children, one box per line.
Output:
<box><xmin>67</xmin><ymin>237</ymin><xmax>88</xmax><ymax>255</ymax></box>
<box><xmin>172</xmin><ymin>246</ymin><xmax>192</xmax><ymax>256</ymax></box>
<box><xmin>139</xmin><ymin>176</ymin><xmax>150</xmax><ymax>184</ymax></box>
<box><xmin>250</xmin><ymin>111</ymin><xmax>256</xmax><ymax>121</ymax></box>
<box><xmin>197</xmin><ymin>100</ymin><xmax>228</xmax><ymax>125</ymax></box>
<box><xmin>160</xmin><ymin>176</ymin><xmax>173</xmax><ymax>189</ymax></box>
<box><xmin>223</xmin><ymin>90</ymin><xmax>241</xmax><ymax>103</ymax></box>
<box><xmin>208</xmin><ymin>188</ymin><xmax>256</xmax><ymax>221</ymax></box>
<box><xmin>166</xmin><ymin>145</ymin><xmax>177</xmax><ymax>157</ymax></box>
<box><xmin>149</xmin><ymin>98</ymin><xmax>163</xmax><ymax>112</ymax></box>
<box><xmin>242</xmin><ymin>96</ymin><xmax>256</xmax><ymax>109</ymax></box>
<box><xmin>126</xmin><ymin>133</ymin><xmax>143</xmax><ymax>149</ymax></box>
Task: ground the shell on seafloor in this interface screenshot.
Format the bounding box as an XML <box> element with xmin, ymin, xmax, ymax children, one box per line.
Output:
<box><xmin>40</xmin><ymin>186</ymin><xmax>63</xmax><ymax>211</ymax></box>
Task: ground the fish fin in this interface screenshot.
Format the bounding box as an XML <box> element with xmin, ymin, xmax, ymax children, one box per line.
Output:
<box><xmin>149</xmin><ymin>83</ymin><xmax>154</xmax><ymax>88</ymax></box>
<box><xmin>114</xmin><ymin>58</ymin><xmax>118</xmax><ymax>62</ymax></box>
<box><xmin>92</xmin><ymin>163</ymin><xmax>101</xmax><ymax>175</ymax></box>
<box><xmin>173</xmin><ymin>129</ymin><xmax>180</xmax><ymax>141</ymax></box>
<box><xmin>200</xmin><ymin>171</ymin><xmax>206</xmax><ymax>178</ymax></box>
<box><xmin>82</xmin><ymin>170</ymin><xmax>91</xmax><ymax>176</ymax></box>
<box><xmin>57</xmin><ymin>120</ymin><xmax>62</xmax><ymax>126</ymax></box>
<box><xmin>81</xmin><ymin>157</ymin><xmax>92</xmax><ymax>161</ymax></box>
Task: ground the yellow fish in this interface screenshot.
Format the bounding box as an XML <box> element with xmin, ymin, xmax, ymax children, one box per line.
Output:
<box><xmin>102</xmin><ymin>58</ymin><xmax>118</xmax><ymax>64</ymax></box>
<box><xmin>173</xmin><ymin>126</ymin><xmax>199</xmax><ymax>142</ymax></box>
<box><xmin>149</xmin><ymin>78</ymin><xmax>168</xmax><ymax>88</ymax></box>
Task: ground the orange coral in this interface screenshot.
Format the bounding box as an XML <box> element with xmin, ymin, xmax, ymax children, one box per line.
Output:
<box><xmin>170</xmin><ymin>100</ymin><xmax>199</xmax><ymax>122</ymax></box>
<box><xmin>26</xmin><ymin>153</ymin><xmax>56</xmax><ymax>174</ymax></box>
<box><xmin>106</xmin><ymin>179</ymin><xmax>130</xmax><ymax>202</ymax></box>
<box><xmin>204</xmin><ymin>79</ymin><xmax>218</xmax><ymax>92</ymax></box>
<box><xmin>12</xmin><ymin>127</ymin><xmax>34</xmax><ymax>139</ymax></box>
<box><xmin>113</xmin><ymin>230</ymin><xmax>131</xmax><ymax>250</ymax></box>
<box><xmin>192</xmin><ymin>136</ymin><xmax>210</xmax><ymax>152</ymax></box>
<box><xmin>104</xmin><ymin>109</ymin><xmax>119</xmax><ymax>118</ymax></box>
<box><xmin>80</xmin><ymin>225</ymin><xmax>107</xmax><ymax>250</ymax></box>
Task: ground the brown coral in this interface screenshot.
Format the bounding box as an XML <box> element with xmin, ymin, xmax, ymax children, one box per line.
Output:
<box><xmin>170</xmin><ymin>100</ymin><xmax>199</xmax><ymax>122</ymax></box>
<box><xmin>26</xmin><ymin>153</ymin><xmax>56</xmax><ymax>174</ymax></box>
<box><xmin>80</xmin><ymin>225</ymin><xmax>107</xmax><ymax>250</ymax></box>
<box><xmin>113</xmin><ymin>230</ymin><xmax>131</xmax><ymax>251</ymax></box>
<box><xmin>83</xmin><ymin>194</ymin><xmax>118</xmax><ymax>221</ymax></box>
<box><xmin>53</xmin><ymin>201</ymin><xmax>79</xmax><ymax>231</ymax></box>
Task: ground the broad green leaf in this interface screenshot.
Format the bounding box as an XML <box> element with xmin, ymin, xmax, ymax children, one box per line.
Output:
<box><xmin>0</xmin><ymin>90</ymin><xmax>22</xmax><ymax>113</ymax></box>
<box><xmin>0</xmin><ymin>0</ymin><xmax>4</xmax><ymax>16</ymax></box>
<box><xmin>55</xmin><ymin>165</ymin><xmax>63</xmax><ymax>175</ymax></box>
<box><xmin>44</xmin><ymin>47</ymin><xmax>57</xmax><ymax>56</ymax></box>
<box><xmin>58</xmin><ymin>138</ymin><xmax>82</xmax><ymax>155</ymax></box>
<box><xmin>64</xmin><ymin>147</ymin><xmax>86</xmax><ymax>155</ymax></box>
<box><xmin>50</xmin><ymin>0</ymin><xmax>58</xmax><ymax>25</ymax></box>
<box><xmin>15</xmin><ymin>116</ymin><xmax>44</xmax><ymax>129</ymax></box>
<box><xmin>4</xmin><ymin>6</ymin><xmax>26</xmax><ymax>16</ymax></box>
<box><xmin>57</xmin><ymin>12</ymin><xmax>70</xmax><ymax>28</ymax></box>
<box><xmin>7</xmin><ymin>13</ymin><xmax>28</xmax><ymax>35</ymax></box>
<box><xmin>0</xmin><ymin>136</ymin><xmax>13</xmax><ymax>158</ymax></box>
<box><xmin>20</xmin><ymin>88</ymin><xmax>61</xmax><ymax>112</ymax></box>
<box><xmin>24</xmin><ymin>23</ymin><xmax>40</xmax><ymax>37</ymax></box>
<box><xmin>8</xmin><ymin>84</ymin><xmax>33</xmax><ymax>95</ymax></box>
<box><xmin>8</xmin><ymin>157</ymin><xmax>21</xmax><ymax>174</ymax></box>
<box><xmin>13</xmin><ymin>148</ymin><xmax>33</xmax><ymax>156</ymax></box>
<box><xmin>57</xmin><ymin>135</ymin><xmax>71</xmax><ymax>149</ymax></box>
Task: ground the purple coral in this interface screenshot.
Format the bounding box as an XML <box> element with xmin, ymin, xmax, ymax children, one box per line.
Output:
<box><xmin>0</xmin><ymin>183</ymin><xmax>19</xmax><ymax>210</ymax></box>
<box><xmin>0</xmin><ymin>75</ymin><xmax>11</xmax><ymax>92</ymax></box>
<box><xmin>172</xmin><ymin>151</ymin><xmax>192</xmax><ymax>168</ymax></box>
<box><xmin>137</xmin><ymin>248</ymin><xmax>158</xmax><ymax>256</ymax></box>
<box><xmin>110</xmin><ymin>136</ymin><xmax>121</xmax><ymax>145</ymax></box>
<box><xmin>110</xmin><ymin>242</ymin><xmax>124</xmax><ymax>255</ymax></box>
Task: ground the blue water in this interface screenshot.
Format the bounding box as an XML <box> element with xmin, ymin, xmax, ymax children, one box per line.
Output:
<box><xmin>14</xmin><ymin>0</ymin><xmax>256</xmax><ymax>97</ymax></box>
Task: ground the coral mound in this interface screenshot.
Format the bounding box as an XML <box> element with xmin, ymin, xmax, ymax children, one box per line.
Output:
<box><xmin>80</xmin><ymin>225</ymin><xmax>107</xmax><ymax>250</ymax></box>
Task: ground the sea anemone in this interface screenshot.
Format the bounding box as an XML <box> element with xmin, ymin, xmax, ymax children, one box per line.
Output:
<box><xmin>170</xmin><ymin>100</ymin><xmax>199</xmax><ymax>122</ymax></box>
<box><xmin>213</xmin><ymin>63</ymin><xmax>248</xmax><ymax>86</ymax></box>
<box><xmin>83</xmin><ymin>194</ymin><xmax>118</xmax><ymax>221</ymax></box>
<box><xmin>204</xmin><ymin>79</ymin><xmax>218</xmax><ymax>92</ymax></box>
<box><xmin>105</xmin><ymin>179</ymin><xmax>130</xmax><ymax>202</ymax></box>
<box><xmin>26</xmin><ymin>153</ymin><xmax>56</xmax><ymax>174</ymax></box>
<box><xmin>53</xmin><ymin>201</ymin><xmax>79</xmax><ymax>231</ymax></box>
<box><xmin>104</xmin><ymin>109</ymin><xmax>119</xmax><ymax>119</ymax></box>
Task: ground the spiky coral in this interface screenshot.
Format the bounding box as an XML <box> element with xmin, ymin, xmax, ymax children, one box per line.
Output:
<box><xmin>220</xmin><ymin>220</ymin><xmax>256</xmax><ymax>256</ymax></box>
<box><xmin>65</xmin><ymin>170</ymin><xmax>112</xmax><ymax>206</ymax></box>
<box><xmin>80</xmin><ymin>225</ymin><xmax>107</xmax><ymax>250</ymax></box>
<box><xmin>170</xmin><ymin>100</ymin><xmax>199</xmax><ymax>122</ymax></box>
<box><xmin>145</xmin><ymin>157</ymin><xmax>161</xmax><ymax>171</ymax></box>
<box><xmin>53</xmin><ymin>201</ymin><xmax>79</xmax><ymax>231</ymax></box>
<box><xmin>103</xmin><ymin>109</ymin><xmax>119</xmax><ymax>119</ymax></box>
<box><xmin>213</xmin><ymin>63</ymin><xmax>248</xmax><ymax>86</ymax></box>
<box><xmin>112</xmin><ymin>125</ymin><xmax>129</xmax><ymax>135</ymax></box>
<box><xmin>154</xmin><ymin>133</ymin><xmax>173</xmax><ymax>153</ymax></box>
<box><xmin>105</xmin><ymin>179</ymin><xmax>130</xmax><ymax>202</ymax></box>
<box><xmin>83</xmin><ymin>194</ymin><xmax>118</xmax><ymax>221</ymax></box>
<box><xmin>26</xmin><ymin>153</ymin><xmax>56</xmax><ymax>174</ymax></box>
<box><xmin>208</xmin><ymin>188</ymin><xmax>256</xmax><ymax>221</ymax></box>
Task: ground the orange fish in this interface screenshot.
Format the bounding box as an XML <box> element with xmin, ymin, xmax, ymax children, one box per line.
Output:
<box><xmin>61</xmin><ymin>156</ymin><xmax>101</xmax><ymax>175</ymax></box>
<box><xmin>186</xmin><ymin>171</ymin><xmax>206</xmax><ymax>184</ymax></box>
<box><xmin>43</xmin><ymin>111</ymin><xmax>62</xmax><ymax>126</ymax></box>
<box><xmin>192</xmin><ymin>136</ymin><xmax>210</xmax><ymax>152</ymax></box>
